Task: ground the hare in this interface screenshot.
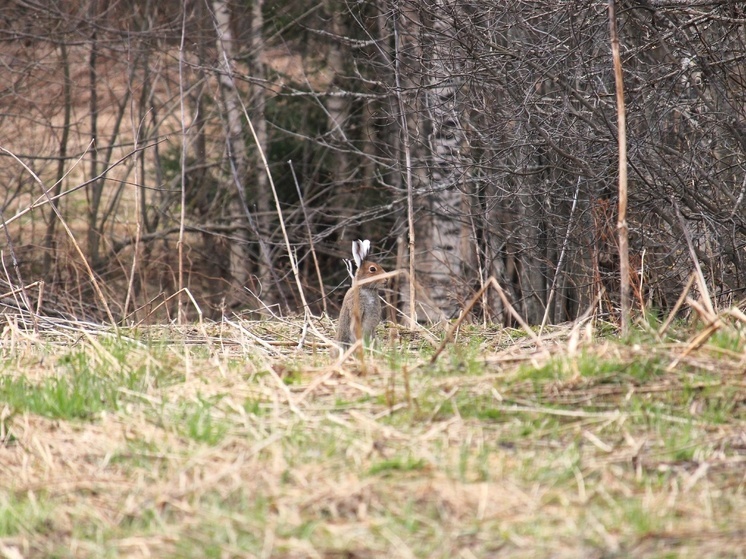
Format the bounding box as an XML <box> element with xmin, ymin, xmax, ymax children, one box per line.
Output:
<box><xmin>335</xmin><ymin>240</ymin><xmax>387</xmax><ymax>353</ymax></box>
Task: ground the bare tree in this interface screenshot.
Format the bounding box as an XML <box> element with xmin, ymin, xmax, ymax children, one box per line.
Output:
<box><xmin>3</xmin><ymin>0</ymin><xmax>746</xmax><ymax>326</ymax></box>
<box><xmin>211</xmin><ymin>0</ymin><xmax>251</xmax><ymax>306</ymax></box>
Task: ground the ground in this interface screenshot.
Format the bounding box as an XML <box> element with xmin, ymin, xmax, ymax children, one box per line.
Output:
<box><xmin>0</xmin><ymin>313</ymin><xmax>745</xmax><ymax>558</ymax></box>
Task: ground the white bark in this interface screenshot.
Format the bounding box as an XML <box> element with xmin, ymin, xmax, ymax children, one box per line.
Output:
<box><xmin>249</xmin><ymin>0</ymin><xmax>272</xmax><ymax>291</ymax></box>
<box><xmin>417</xmin><ymin>0</ymin><xmax>473</xmax><ymax>320</ymax></box>
<box><xmin>324</xmin><ymin>0</ymin><xmax>355</xmax><ymax>216</ymax></box>
<box><xmin>213</xmin><ymin>0</ymin><xmax>250</xmax><ymax>297</ymax></box>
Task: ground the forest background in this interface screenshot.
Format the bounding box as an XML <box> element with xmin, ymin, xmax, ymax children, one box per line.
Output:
<box><xmin>4</xmin><ymin>3</ymin><xmax>746</xmax><ymax>557</ymax></box>
<box><xmin>1</xmin><ymin>0</ymin><xmax>745</xmax><ymax>327</ymax></box>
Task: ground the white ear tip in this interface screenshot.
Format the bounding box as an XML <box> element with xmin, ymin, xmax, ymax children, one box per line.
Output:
<box><xmin>351</xmin><ymin>239</ymin><xmax>372</xmax><ymax>269</ymax></box>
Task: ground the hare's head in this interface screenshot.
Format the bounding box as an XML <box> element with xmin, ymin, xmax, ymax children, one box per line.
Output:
<box><xmin>351</xmin><ymin>240</ymin><xmax>387</xmax><ymax>290</ymax></box>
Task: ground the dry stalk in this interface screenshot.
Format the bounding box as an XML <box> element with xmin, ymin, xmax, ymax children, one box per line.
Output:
<box><xmin>0</xmin><ymin>236</ymin><xmax>32</xmax><ymax>327</ymax></box>
<box><xmin>403</xmin><ymin>364</ymin><xmax>413</xmax><ymax>409</ymax></box>
<box><xmin>177</xmin><ymin>5</ymin><xmax>189</xmax><ymax>324</ymax></box>
<box><xmin>289</xmin><ymin>160</ymin><xmax>327</xmax><ymax>316</ymax></box>
<box><xmin>35</xmin><ymin>280</ymin><xmax>45</xmax><ymax>316</ymax></box>
<box><xmin>566</xmin><ymin>290</ymin><xmax>602</xmax><ymax>349</ymax></box>
<box><xmin>253</xmin><ymin>133</ymin><xmax>310</xmax><ymax>318</ymax></box>
<box><xmin>385</xmin><ymin>370</ymin><xmax>395</xmax><ymax>409</ymax></box>
<box><xmin>124</xmin><ymin>74</ymin><xmax>148</xmax><ymax>324</ymax></box>
<box><xmin>295</xmin><ymin>370</ymin><xmax>335</xmax><ymax>406</ymax></box>
<box><xmin>673</xmin><ymin>199</ymin><xmax>715</xmax><ymax>316</ymax></box>
<box><xmin>222</xmin><ymin>318</ymin><xmax>278</xmax><ymax>356</ymax></box>
<box><xmin>658</xmin><ymin>272</ymin><xmax>695</xmax><ymax>338</ymax></box>
<box><xmin>469</xmin><ymin>213</ymin><xmax>488</xmax><ymax>327</ymax></box>
<box><xmin>386</xmin><ymin>272</ymin><xmax>442</xmax><ymax>345</ymax></box>
<box><xmin>725</xmin><ymin>306</ymin><xmax>746</xmax><ymax>325</ymax></box>
<box><xmin>297</xmin><ymin>315</ymin><xmax>310</xmax><ymax>351</ymax></box>
<box><xmin>240</xmin><ymin>290</ymin><xmax>335</xmax><ymax>354</ymax></box>
<box><xmin>131</xmin><ymin>288</ymin><xmax>203</xmax><ymax>328</ymax></box>
<box><xmin>430</xmin><ymin>276</ymin><xmax>543</xmax><ymax>364</ymax></box>
<box><xmin>1</xmin><ymin>146</ymin><xmax>116</xmax><ymax>326</ymax></box>
<box><xmin>210</xmin><ymin>34</ymin><xmax>309</xmax><ymax>317</ymax></box>
<box><xmin>541</xmin><ymin>176</ymin><xmax>582</xmax><ymax>334</ymax></box>
<box><xmin>609</xmin><ymin>0</ymin><xmax>630</xmax><ymax>336</ymax></box>
<box><xmin>0</xmin><ymin>280</ymin><xmax>41</xmax><ymax>314</ymax></box>
<box><xmin>636</xmin><ymin>248</ymin><xmax>647</xmax><ymax>312</ymax></box>
<box><xmin>666</xmin><ymin>297</ymin><xmax>720</xmax><ymax>372</ymax></box>
<box><xmin>352</xmin><ymin>278</ymin><xmax>365</xmax><ymax>369</ymax></box>
<box><xmin>333</xmin><ymin>339</ymin><xmax>364</xmax><ymax>366</ymax></box>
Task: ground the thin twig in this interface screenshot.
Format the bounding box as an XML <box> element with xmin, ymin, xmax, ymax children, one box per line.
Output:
<box><xmin>431</xmin><ymin>277</ymin><xmax>543</xmax><ymax>364</ymax></box>
<box><xmin>666</xmin><ymin>298</ymin><xmax>720</xmax><ymax>372</ymax></box>
<box><xmin>1</xmin><ymin>147</ymin><xmax>116</xmax><ymax>326</ymax></box>
<box><xmin>541</xmin><ymin>177</ymin><xmax>581</xmax><ymax>334</ymax></box>
<box><xmin>609</xmin><ymin>0</ymin><xmax>630</xmax><ymax>335</ymax></box>
<box><xmin>289</xmin><ymin>160</ymin><xmax>327</xmax><ymax>316</ymax></box>
<box><xmin>212</xmin><ymin>42</ymin><xmax>310</xmax><ymax>318</ymax></box>
<box><xmin>177</xmin><ymin>4</ymin><xmax>189</xmax><ymax>324</ymax></box>
<box><xmin>131</xmin><ymin>288</ymin><xmax>202</xmax><ymax>328</ymax></box>
<box><xmin>658</xmin><ymin>272</ymin><xmax>695</xmax><ymax>338</ymax></box>
<box><xmin>673</xmin><ymin>198</ymin><xmax>715</xmax><ymax>316</ymax></box>
<box><xmin>393</xmin><ymin>9</ymin><xmax>417</xmax><ymax>328</ymax></box>
<box><xmin>0</xmin><ymin>252</ymin><xmax>29</xmax><ymax>324</ymax></box>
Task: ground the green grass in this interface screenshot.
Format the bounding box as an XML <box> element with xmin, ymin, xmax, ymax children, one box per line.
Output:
<box><xmin>4</xmin><ymin>372</ymin><xmax>119</xmax><ymax>420</ymax></box>
<box><xmin>0</xmin><ymin>337</ymin><xmax>182</xmax><ymax>420</ymax></box>
<box><xmin>178</xmin><ymin>397</ymin><xmax>230</xmax><ymax>445</ymax></box>
<box><xmin>0</xmin><ymin>491</ymin><xmax>54</xmax><ymax>538</ymax></box>
<box><xmin>368</xmin><ymin>454</ymin><xmax>427</xmax><ymax>476</ymax></box>
<box><xmin>0</xmin><ymin>371</ymin><xmax>118</xmax><ymax>419</ymax></box>
<box><xmin>1</xmin><ymin>319</ymin><xmax>745</xmax><ymax>558</ymax></box>
<box><xmin>708</xmin><ymin>327</ymin><xmax>745</xmax><ymax>352</ymax></box>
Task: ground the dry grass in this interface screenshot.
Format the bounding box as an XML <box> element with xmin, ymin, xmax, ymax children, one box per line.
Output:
<box><xmin>1</xmin><ymin>314</ymin><xmax>745</xmax><ymax>559</ymax></box>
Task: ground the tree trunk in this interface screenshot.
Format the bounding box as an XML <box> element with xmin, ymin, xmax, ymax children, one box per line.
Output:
<box><xmin>248</xmin><ymin>0</ymin><xmax>273</xmax><ymax>296</ymax></box>
<box><xmin>324</xmin><ymin>0</ymin><xmax>355</xmax><ymax>219</ymax></box>
<box><xmin>212</xmin><ymin>0</ymin><xmax>250</xmax><ymax>306</ymax></box>
<box><xmin>87</xmin><ymin>14</ymin><xmax>102</xmax><ymax>270</ymax></box>
<box><xmin>42</xmin><ymin>41</ymin><xmax>71</xmax><ymax>280</ymax></box>
<box><xmin>416</xmin><ymin>0</ymin><xmax>473</xmax><ymax>321</ymax></box>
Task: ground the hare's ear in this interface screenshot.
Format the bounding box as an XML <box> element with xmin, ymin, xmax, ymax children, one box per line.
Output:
<box><xmin>352</xmin><ymin>239</ymin><xmax>371</xmax><ymax>268</ymax></box>
<box><xmin>351</xmin><ymin>241</ymin><xmax>362</xmax><ymax>268</ymax></box>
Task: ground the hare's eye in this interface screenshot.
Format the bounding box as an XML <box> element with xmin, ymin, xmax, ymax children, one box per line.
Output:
<box><xmin>369</xmin><ymin>265</ymin><xmax>377</xmax><ymax>273</ymax></box>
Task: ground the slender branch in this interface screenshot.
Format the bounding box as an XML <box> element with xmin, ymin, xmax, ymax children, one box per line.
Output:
<box><xmin>393</xmin><ymin>5</ymin><xmax>417</xmax><ymax>328</ymax></box>
<box><xmin>177</xmin><ymin>2</ymin><xmax>188</xmax><ymax>324</ymax></box>
<box><xmin>609</xmin><ymin>0</ymin><xmax>630</xmax><ymax>335</ymax></box>
<box><xmin>289</xmin><ymin>160</ymin><xmax>328</xmax><ymax>316</ymax></box>
<box><xmin>1</xmin><ymin>147</ymin><xmax>116</xmax><ymax>326</ymax></box>
<box><xmin>540</xmin><ymin>177</ymin><xmax>582</xmax><ymax>333</ymax></box>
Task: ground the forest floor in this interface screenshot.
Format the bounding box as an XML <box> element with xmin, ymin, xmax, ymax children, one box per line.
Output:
<box><xmin>1</xmin><ymin>313</ymin><xmax>745</xmax><ymax>558</ymax></box>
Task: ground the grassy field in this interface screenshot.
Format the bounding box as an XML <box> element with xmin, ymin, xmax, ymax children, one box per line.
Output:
<box><xmin>1</xmin><ymin>313</ymin><xmax>745</xmax><ymax>558</ymax></box>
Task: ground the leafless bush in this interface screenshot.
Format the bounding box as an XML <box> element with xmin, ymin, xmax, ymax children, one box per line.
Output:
<box><xmin>1</xmin><ymin>0</ymin><xmax>745</xmax><ymax>325</ymax></box>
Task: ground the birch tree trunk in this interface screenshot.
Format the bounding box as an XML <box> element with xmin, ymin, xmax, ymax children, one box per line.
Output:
<box><xmin>212</xmin><ymin>0</ymin><xmax>250</xmax><ymax>304</ymax></box>
<box><xmin>393</xmin><ymin>1</ymin><xmax>429</xmax><ymax>323</ymax></box>
<box><xmin>324</xmin><ymin>0</ymin><xmax>355</xmax><ymax>218</ymax></box>
<box><xmin>248</xmin><ymin>0</ymin><xmax>272</xmax><ymax>295</ymax></box>
<box><xmin>416</xmin><ymin>0</ymin><xmax>473</xmax><ymax>321</ymax></box>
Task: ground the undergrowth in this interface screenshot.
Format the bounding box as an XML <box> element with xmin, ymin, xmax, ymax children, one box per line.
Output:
<box><xmin>0</xmin><ymin>316</ymin><xmax>744</xmax><ymax>558</ymax></box>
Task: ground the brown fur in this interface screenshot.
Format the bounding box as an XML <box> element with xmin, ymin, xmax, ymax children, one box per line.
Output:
<box><xmin>334</xmin><ymin>256</ymin><xmax>387</xmax><ymax>354</ymax></box>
